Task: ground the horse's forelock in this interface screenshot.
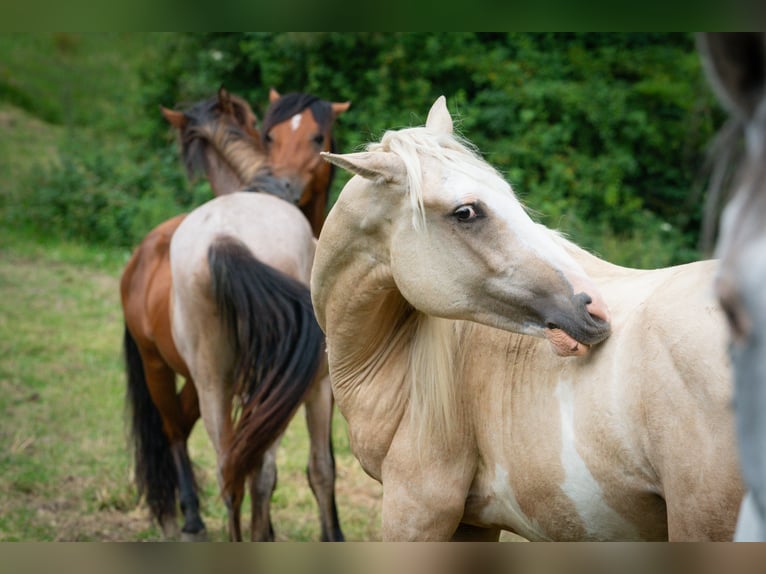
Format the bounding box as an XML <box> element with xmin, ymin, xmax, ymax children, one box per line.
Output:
<box><xmin>261</xmin><ymin>92</ymin><xmax>331</xmax><ymax>139</ymax></box>
<box><xmin>368</xmin><ymin>127</ymin><xmax>506</xmax><ymax>231</ymax></box>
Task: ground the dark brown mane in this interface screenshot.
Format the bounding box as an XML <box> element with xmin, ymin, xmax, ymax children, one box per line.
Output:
<box><xmin>260</xmin><ymin>91</ymin><xmax>338</xmax><ymax>197</ymax></box>
<box><xmin>178</xmin><ymin>94</ymin><xmax>265</xmax><ymax>184</ymax></box>
<box><xmin>261</xmin><ymin>92</ymin><xmax>333</xmax><ymax>139</ymax></box>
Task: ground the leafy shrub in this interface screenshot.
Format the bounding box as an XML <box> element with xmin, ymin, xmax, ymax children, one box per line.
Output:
<box><xmin>8</xmin><ymin>136</ymin><xmax>202</xmax><ymax>248</ymax></box>
<box><xmin>140</xmin><ymin>32</ymin><xmax>723</xmax><ymax>267</ymax></box>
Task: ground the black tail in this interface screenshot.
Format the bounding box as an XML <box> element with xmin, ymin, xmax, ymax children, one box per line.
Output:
<box><xmin>123</xmin><ymin>324</ymin><xmax>178</xmax><ymax>526</ymax></box>
<box><xmin>207</xmin><ymin>237</ymin><xmax>324</xmax><ymax>493</ymax></box>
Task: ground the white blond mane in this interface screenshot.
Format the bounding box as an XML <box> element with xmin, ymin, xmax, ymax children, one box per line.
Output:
<box><xmin>362</xmin><ymin>126</ymin><xmax>511</xmax><ymax>450</ymax></box>
<box><xmin>407</xmin><ymin>314</ymin><xmax>460</xmax><ymax>451</ymax></box>
<box><xmin>367</xmin><ymin>127</ymin><xmax>509</xmax><ymax>230</ymax></box>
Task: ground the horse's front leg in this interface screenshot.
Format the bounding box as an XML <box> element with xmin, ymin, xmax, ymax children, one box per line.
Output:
<box><xmin>380</xmin><ymin>438</ymin><xmax>476</xmax><ymax>541</ymax></box>
<box><xmin>248</xmin><ymin>443</ymin><xmax>278</xmax><ymax>541</ymax></box>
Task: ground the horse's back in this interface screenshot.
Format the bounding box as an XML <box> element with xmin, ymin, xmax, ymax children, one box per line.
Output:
<box><xmin>171</xmin><ymin>192</ymin><xmax>315</xmax><ymax>287</ymax></box>
<box><xmin>463</xmin><ymin>258</ymin><xmax>740</xmax><ymax>540</ymax></box>
<box><xmin>599</xmin><ymin>258</ymin><xmax>740</xmax><ymax>539</ymax></box>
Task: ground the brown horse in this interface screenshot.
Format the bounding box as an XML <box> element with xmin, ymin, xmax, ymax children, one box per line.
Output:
<box><xmin>122</xmin><ymin>88</ymin><xmax>344</xmax><ymax>541</ymax></box>
<box><xmin>261</xmin><ymin>88</ymin><xmax>350</xmax><ymax>236</ymax></box>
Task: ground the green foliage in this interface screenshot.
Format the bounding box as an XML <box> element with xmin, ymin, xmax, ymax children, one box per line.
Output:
<box><xmin>142</xmin><ymin>32</ymin><xmax>722</xmax><ymax>266</ymax></box>
<box><xmin>1</xmin><ymin>33</ymin><xmax>724</xmax><ymax>267</ymax></box>
<box><xmin>6</xmin><ymin>137</ymin><xmax>199</xmax><ymax>248</ymax></box>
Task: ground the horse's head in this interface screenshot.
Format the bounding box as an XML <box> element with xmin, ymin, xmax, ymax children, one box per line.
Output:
<box><xmin>322</xmin><ymin>96</ymin><xmax>611</xmax><ymax>356</ymax></box>
<box><xmin>161</xmin><ymin>86</ymin><xmax>264</xmax><ymax>196</ymax></box>
<box><xmin>261</xmin><ymin>88</ymin><xmax>350</xmax><ymax>218</ymax></box>
<box><xmin>699</xmin><ymin>33</ymin><xmax>766</xmax><ymax>505</ymax></box>
<box><xmin>700</xmin><ymin>34</ymin><xmax>766</xmax><ymax>355</ymax></box>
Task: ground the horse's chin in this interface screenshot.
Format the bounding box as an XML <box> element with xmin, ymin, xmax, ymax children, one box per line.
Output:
<box><xmin>544</xmin><ymin>327</ymin><xmax>590</xmax><ymax>357</ymax></box>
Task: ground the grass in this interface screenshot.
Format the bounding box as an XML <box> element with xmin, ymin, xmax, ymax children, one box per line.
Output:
<box><xmin>0</xmin><ymin>231</ymin><xmax>383</xmax><ymax>541</ymax></box>
<box><xmin>0</xmin><ymin>33</ymin><xmax>382</xmax><ymax>542</ymax></box>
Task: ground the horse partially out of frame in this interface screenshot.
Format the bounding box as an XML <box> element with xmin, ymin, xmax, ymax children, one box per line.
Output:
<box><xmin>122</xmin><ymin>87</ymin><xmax>343</xmax><ymax>541</ymax></box>
<box><xmin>311</xmin><ymin>96</ymin><xmax>743</xmax><ymax>541</ymax></box>
<box><xmin>698</xmin><ymin>32</ymin><xmax>766</xmax><ymax>542</ymax></box>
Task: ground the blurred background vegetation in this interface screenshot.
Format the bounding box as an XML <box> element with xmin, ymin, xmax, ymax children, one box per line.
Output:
<box><xmin>1</xmin><ymin>32</ymin><xmax>724</xmax><ymax>267</ymax></box>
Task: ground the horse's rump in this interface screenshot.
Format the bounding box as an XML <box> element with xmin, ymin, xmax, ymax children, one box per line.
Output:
<box><xmin>207</xmin><ymin>235</ymin><xmax>324</xmax><ymax>492</ymax></box>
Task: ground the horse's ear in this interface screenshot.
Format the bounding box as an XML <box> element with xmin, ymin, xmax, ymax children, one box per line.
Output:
<box><xmin>269</xmin><ymin>87</ymin><xmax>281</xmax><ymax>102</ymax></box>
<box><xmin>321</xmin><ymin>151</ymin><xmax>405</xmax><ymax>185</ymax></box>
<box><xmin>218</xmin><ymin>85</ymin><xmax>234</xmax><ymax>114</ymax></box>
<box><xmin>425</xmin><ymin>95</ymin><xmax>453</xmax><ymax>134</ymax></box>
<box><xmin>331</xmin><ymin>101</ymin><xmax>351</xmax><ymax>118</ymax></box>
<box><xmin>698</xmin><ymin>33</ymin><xmax>766</xmax><ymax>119</ymax></box>
<box><xmin>161</xmin><ymin>106</ymin><xmax>187</xmax><ymax>129</ymax></box>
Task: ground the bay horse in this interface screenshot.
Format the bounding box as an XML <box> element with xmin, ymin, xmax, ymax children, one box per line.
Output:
<box><xmin>261</xmin><ymin>88</ymin><xmax>350</xmax><ymax>236</ymax></box>
<box><xmin>698</xmin><ymin>33</ymin><xmax>766</xmax><ymax>541</ymax></box>
<box><xmin>311</xmin><ymin>96</ymin><xmax>744</xmax><ymax>541</ymax></box>
<box><xmin>170</xmin><ymin>191</ymin><xmax>324</xmax><ymax>541</ymax></box>
<box><xmin>122</xmin><ymin>87</ymin><xmax>344</xmax><ymax>541</ymax></box>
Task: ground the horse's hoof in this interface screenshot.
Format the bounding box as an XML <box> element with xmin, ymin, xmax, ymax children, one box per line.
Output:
<box><xmin>180</xmin><ymin>529</ymin><xmax>208</xmax><ymax>542</ymax></box>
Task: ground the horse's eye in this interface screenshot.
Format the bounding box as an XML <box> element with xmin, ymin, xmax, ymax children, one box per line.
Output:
<box><xmin>313</xmin><ymin>134</ymin><xmax>325</xmax><ymax>146</ymax></box>
<box><xmin>264</xmin><ymin>133</ymin><xmax>273</xmax><ymax>145</ymax></box>
<box><xmin>453</xmin><ymin>205</ymin><xmax>478</xmax><ymax>222</ymax></box>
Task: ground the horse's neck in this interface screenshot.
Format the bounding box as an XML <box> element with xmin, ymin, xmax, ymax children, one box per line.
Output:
<box><xmin>199</xmin><ymin>127</ymin><xmax>266</xmax><ymax>195</ymax></box>
<box><xmin>204</xmin><ymin>148</ymin><xmax>248</xmax><ymax>195</ymax></box>
<box><xmin>316</xmin><ymin>219</ymin><xmax>425</xmax><ymax>476</ymax></box>
<box><xmin>322</xmin><ymin>253</ymin><xmax>413</xmax><ymax>385</ymax></box>
<box><xmin>545</xmin><ymin>227</ymin><xmax>635</xmax><ymax>279</ymax></box>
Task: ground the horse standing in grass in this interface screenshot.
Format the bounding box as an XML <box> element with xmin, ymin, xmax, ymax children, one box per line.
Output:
<box><xmin>698</xmin><ymin>33</ymin><xmax>766</xmax><ymax>542</ymax></box>
<box><xmin>311</xmin><ymin>96</ymin><xmax>743</xmax><ymax>541</ymax></box>
<box><xmin>122</xmin><ymin>87</ymin><xmax>344</xmax><ymax>541</ymax></box>
<box><xmin>170</xmin><ymin>191</ymin><xmax>324</xmax><ymax>542</ymax></box>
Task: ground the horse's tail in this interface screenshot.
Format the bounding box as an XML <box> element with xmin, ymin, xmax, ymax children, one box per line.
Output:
<box><xmin>207</xmin><ymin>236</ymin><xmax>324</xmax><ymax>494</ymax></box>
<box><xmin>123</xmin><ymin>324</ymin><xmax>178</xmax><ymax>526</ymax></box>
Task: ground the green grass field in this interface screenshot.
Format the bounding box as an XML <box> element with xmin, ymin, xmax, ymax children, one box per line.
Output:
<box><xmin>0</xmin><ymin>33</ymin><xmax>383</xmax><ymax>542</ymax></box>
<box><xmin>0</xmin><ymin>225</ymin><xmax>383</xmax><ymax>542</ymax></box>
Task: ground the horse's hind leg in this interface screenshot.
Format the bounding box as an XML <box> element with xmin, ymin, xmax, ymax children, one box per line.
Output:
<box><xmin>174</xmin><ymin>379</ymin><xmax>207</xmax><ymax>540</ymax></box>
<box><xmin>304</xmin><ymin>371</ymin><xmax>345</xmax><ymax>541</ymax></box>
<box><xmin>193</xmin><ymin>371</ymin><xmax>245</xmax><ymax>541</ymax></box>
<box><xmin>248</xmin><ymin>442</ymin><xmax>279</xmax><ymax>541</ymax></box>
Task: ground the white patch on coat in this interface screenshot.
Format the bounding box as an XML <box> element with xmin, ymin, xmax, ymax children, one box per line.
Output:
<box><xmin>478</xmin><ymin>465</ymin><xmax>550</xmax><ymax>541</ymax></box>
<box><xmin>290</xmin><ymin>113</ymin><xmax>302</xmax><ymax>131</ymax></box>
<box><xmin>555</xmin><ymin>378</ymin><xmax>640</xmax><ymax>539</ymax></box>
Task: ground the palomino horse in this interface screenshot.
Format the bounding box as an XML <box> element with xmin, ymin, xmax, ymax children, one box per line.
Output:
<box><xmin>698</xmin><ymin>33</ymin><xmax>766</xmax><ymax>541</ymax></box>
<box><xmin>170</xmin><ymin>191</ymin><xmax>324</xmax><ymax>541</ymax></box>
<box><xmin>261</xmin><ymin>88</ymin><xmax>350</xmax><ymax>236</ymax></box>
<box><xmin>312</xmin><ymin>96</ymin><xmax>744</xmax><ymax>541</ymax></box>
<box><xmin>122</xmin><ymin>88</ymin><xmax>343</xmax><ymax>541</ymax></box>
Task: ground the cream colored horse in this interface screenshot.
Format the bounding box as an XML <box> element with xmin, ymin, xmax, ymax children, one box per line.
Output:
<box><xmin>311</xmin><ymin>96</ymin><xmax>744</xmax><ymax>541</ymax></box>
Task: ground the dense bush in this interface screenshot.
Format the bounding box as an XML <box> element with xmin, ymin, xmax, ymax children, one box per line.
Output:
<box><xmin>5</xmin><ymin>33</ymin><xmax>724</xmax><ymax>267</ymax></box>
<box><xmin>140</xmin><ymin>32</ymin><xmax>723</xmax><ymax>266</ymax></box>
